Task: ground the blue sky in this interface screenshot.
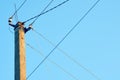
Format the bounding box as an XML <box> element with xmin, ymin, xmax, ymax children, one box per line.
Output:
<box><xmin>0</xmin><ymin>0</ymin><xmax>120</xmax><ymax>80</ymax></box>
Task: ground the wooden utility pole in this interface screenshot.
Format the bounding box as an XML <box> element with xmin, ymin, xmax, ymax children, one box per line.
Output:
<box><xmin>9</xmin><ymin>19</ymin><xmax>31</xmax><ymax>80</ymax></box>
<box><xmin>14</xmin><ymin>22</ymin><xmax>26</xmax><ymax>80</ymax></box>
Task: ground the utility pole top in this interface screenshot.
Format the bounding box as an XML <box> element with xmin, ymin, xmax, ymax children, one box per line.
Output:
<box><xmin>8</xmin><ymin>17</ymin><xmax>32</xmax><ymax>33</ymax></box>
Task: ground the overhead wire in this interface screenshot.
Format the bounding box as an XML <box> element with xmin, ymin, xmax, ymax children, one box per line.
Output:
<box><xmin>30</xmin><ymin>0</ymin><xmax>54</xmax><ymax>25</ymax></box>
<box><xmin>27</xmin><ymin>0</ymin><xmax>101</xmax><ymax>79</ymax></box>
<box><xmin>26</xmin><ymin>43</ymin><xmax>44</xmax><ymax>56</ymax></box>
<box><xmin>14</xmin><ymin>3</ymin><xmax>19</xmax><ymax>22</ymax></box>
<box><xmin>26</xmin><ymin>42</ymin><xmax>51</xmax><ymax>73</ymax></box>
<box><xmin>23</xmin><ymin>0</ymin><xmax>69</xmax><ymax>23</ymax></box>
<box><xmin>26</xmin><ymin>43</ymin><xmax>79</xmax><ymax>80</ymax></box>
<box><xmin>8</xmin><ymin>27</ymin><xmax>14</xmax><ymax>34</ymax></box>
<box><xmin>32</xmin><ymin>29</ymin><xmax>101</xmax><ymax>80</ymax></box>
<box><xmin>8</xmin><ymin>0</ymin><xmax>27</xmax><ymax>33</ymax></box>
<box><xmin>10</xmin><ymin>0</ymin><xmax>27</xmax><ymax>18</ymax></box>
<box><xmin>8</xmin><ymin>3</ymin><xmax>19</xmax><ymax>34</ymax></box>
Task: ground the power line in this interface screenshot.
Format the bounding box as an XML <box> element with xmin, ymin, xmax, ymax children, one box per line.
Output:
<box><xmin>11</xmin><ymin>0</ymin><xmax>27</xmax><ymax>18</ymax></box>
<box><xmin>8</xmin><ymin>27</ymin><xmax>14</xmax><ymax>34</ymax></box>
<box><xmin>14</xmin><ymin>4</ymin><xmax>19</xmax><ymax>22</ymax></box>
<box><xmin>26</xmin><ymin>43</ymin><xmax>79</xmax><ymax>80</ymax></box>
<box><xmin>30</xmin><ymin>0</ymin><xmax>54</xmax><ymax>25</ymax></box>
<box><xmin>47</xmin><ymin>59</ymin><xmax>79</xmax><ymax>80</ymax></box>
<box><xmin>26</xmin><ymin>43</ymin><xmax>44</xmax><ymax>56</ymax></box>
<box><xmin>23</xmin><ymin>0</ymin><xmax>69</xmax><ymax>23</ymax></box>
<box><xmin>8</xmin><ymin>3</ymin><xmax>19</xmax><ymax>34</ymax></box>
<box><xmin>32</xmin><ymin>29</ymin><xmax>101</xmax><ymax>80</ymax></box>
<box><xmin>27</xmin><ymin>0</ymin><xmax>101</xmax><ymax>79</ymax></box>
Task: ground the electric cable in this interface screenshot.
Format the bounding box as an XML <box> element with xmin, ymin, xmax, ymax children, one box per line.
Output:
<box><xmin>14</xmin><ymin>3</ymin><xmax>19</xmax><ymax>22</ymax></box>
<box><xmin>8</xmin><ymin>3</ymin><xmax>19</xmax><ymax>34</ymax></box>
<box><xmin>30</xmin><ymin>0</ymin><xmax>54</xmax><ymax>25</ymax></box>
<box><xmin>26</xmin><ymin>43</ymin><xmax>44</xmax><ymax>56</ymax></box>
<box><xmin>26</xmin><ymin>43</ymin><xmax>79</xmax><ymax>80</ymax></box>
<box><xmin>8</xmin><ymin>27</ymin><xmax>14</xmax><ymax>34</ymax></box>
<box><xmin>10</xmin><ymin>0</ymin><xmax>27</xmax><ymax>18</ymax></box>
<box><xmin>23</xmin><ymin>0</ymin><xmax>69</xmax><ymax>23</ymax></box>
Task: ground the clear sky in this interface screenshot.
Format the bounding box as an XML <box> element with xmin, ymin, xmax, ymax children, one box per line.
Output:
<box><xmin>0</xmin><ymin>0</ymin><xmax>120</xmax><ymax>80</ymax></box>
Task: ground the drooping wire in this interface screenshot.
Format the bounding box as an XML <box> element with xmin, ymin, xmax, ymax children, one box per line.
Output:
<box><xmin>26</xmin><ymin>43</ymin><xmax>44</xmax><ymax>56</ymax></box>
<box><xmin>30</xmin><ymin>0</ymin><xmax>54</xmax><ymax>25</ymax></box>
<box><xmin>10</xmin><ymin>0</ymin><xmax>27</xmax><ymax>18</ymax></box>
<box><xmin>32</xmin><ymin>29</ymin><xmax>101</xmax><ymax>80</ymax></box>
<box><xmin>23</xmin><ymin>0</ymin><xmax>69</xmax><ymax>23</ymax></box>
<box><xmin>48</xmin><ymin>59</ymin><xmax>79</xmax><ymax>80</ymax></box>
<box><xmin>26</xmin><ymin>43</ymin><xmax>79</xmax><ymax>80</ymax></box>
<box><xmin>26</xmin><ymin>0</ymin><xmax>101</xmax><ymax>79</ymax></box>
